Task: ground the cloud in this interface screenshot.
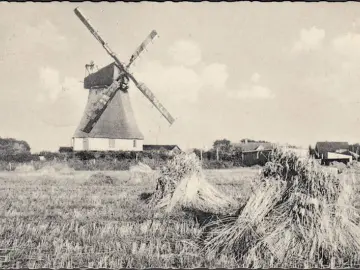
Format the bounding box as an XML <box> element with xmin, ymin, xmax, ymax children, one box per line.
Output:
<box><xmin>352</xmin><ymin>18</ymin><xmax>360</xmax><ymax>31</ymax></box>
<box><xmin>292</xmin><ymin>26</ymin><xmax>325</xmax><ymax>52</ymax></box>
<box><xmin>332</xmin><ymin>32</ymin><xmax>360</xmax><ymax>59</ymax></box>
<box><xmin>302</xmin><ymin>31</ymin><xmax>360</xmax><ymax>104</ymax></box>
<box><xmin>168</xmin><ymin>40</ymin><xmax>202</xmax><ymax>66</ymax></box>
<box><xmin>251</xmin><ymin>72</ymin><xmax>260</xmax><ymax>83</ymax></box>
<box><xmin>134</xmin><ymin>61</ymin><xmax>202</xmax><ymax>103</ymax></box>
<box><xmin>227</xmin><ymin>73</ymin><xmax>274</xmax><ymax>100</ymax></box>
<box><xmin>228</xmin><ymin>84</ymin><xmax>274</xmax><ymax>100</ymax></box>
<box><xmin>3</xmin><ymin>20</ymin><xmax>68</xmax><ymax>56</ymax></box>
<box><xmin>38</xmin><ymin>67</ymin><xmax>62</xmax><ymax>101</ymax></box>
<box><xmin>201</xmin><ymin>63</ymin><xmax>228</xmax><ymax>89</ymax></box>
<box><xmin>34</xmin><ymin>66</ymin><xmax>87</xmax><ymax>127</ymax></box>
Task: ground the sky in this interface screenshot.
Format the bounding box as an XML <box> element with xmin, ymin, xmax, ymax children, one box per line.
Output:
<box><xmin>1</xmin><ymin>2</ymin><xmax>360</xmax><ymax>152</ymax></box>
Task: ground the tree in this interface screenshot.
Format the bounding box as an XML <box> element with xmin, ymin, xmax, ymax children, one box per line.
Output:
<box><xmin>240</xmin><ymin>138</ymin><xmax>269</xmax><ymax>143</ymax></box>
<box><xmin>0</xmin><ymin>137</ymin><xmax>31</xmax><ymax>155</ymax></box>
<box><xmin>213</xmin><ymin>139</ymin><xmax>232</xmax><ymax>152</ymax></box>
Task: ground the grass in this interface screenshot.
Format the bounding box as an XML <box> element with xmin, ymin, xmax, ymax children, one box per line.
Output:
<box><xmin>0</xmin><ymin>167</ymin><xmax>255</xmax><ymax>268</ymax></box>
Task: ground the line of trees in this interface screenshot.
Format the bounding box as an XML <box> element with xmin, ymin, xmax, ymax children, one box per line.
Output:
<box><xmin>0</xmin><ymin>136</ymin><xmax>282</xmax><ymax>169</ymax></box>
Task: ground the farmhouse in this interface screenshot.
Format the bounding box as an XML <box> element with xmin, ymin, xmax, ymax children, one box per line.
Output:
<box><xmin>314</xmin><ymin>141</ymin><xmax>352</xmax><ymax>165</ymax></box>
<box><xmin>233</xmin><ymin>142</ymin><xmax>275</xmax><ymax>166</ymax></box>
<box><xmin>143</xmin><ymin>145</ymin><xmax>182</xmax><ymax>155</ymax></box>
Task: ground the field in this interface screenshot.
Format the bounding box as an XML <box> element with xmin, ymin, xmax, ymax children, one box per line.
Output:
<box><xmin>3</xmin><ymin>151</ymin><xmax>360</xmax><ymax>269</ymax></box>
<box><xmin>0</xmin><ymin>167</ymin><xmax>257</xmax><ymax>268</ymax></box>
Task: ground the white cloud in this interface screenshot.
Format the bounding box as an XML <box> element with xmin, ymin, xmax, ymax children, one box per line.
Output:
<box><xmin>39</xmin><ymin>67</ymin><xmax>62</xmax><ymax>101</ymax></box>
<box><xmin>228</xmin><ymin>84</ymin><xmax>274</xmax><ymax>100</ymax></box>
<box><xmin>134</xmin><ymin>61</ymin><xmax>202</xmax><ymax>103</ymax></box>
<box><xmin>227</xmin><ymin>73</ymin><xmax>273</xmax><ymax>100</ymax></box>
<box><xmin>352</xmin><ymin>18</ymin><xmax>360</xmax><ymax>31</ymax></box>
<box><xmin>35</xmin><ymin>66</ymin><xmax>87</xmax><ymax>127</ymax></box>
<box><xmin>3</xmin><ymin>20</ymin><xmax>68</xmax><ymax>56</ymax></box>
<box><xmin>304</xmin><ymin>31</ymin><xmax>360</xmax><ymax>103</ymax></box>
<box><xmin>201</xmin><ymin>63</ymin><xmax>228</xmax><ymax>89</ymax></box>
<box><xmin>332</xmin><ymin>32</ymin><xmax>360</xmax><ymax>59</ymax></box>
<box><xmin>251</xmin><ymin>72</ymin><xmax>261</xmax><ymax>83</ymax></box>
<box><xmin>168</xmin><ymin>40</ymin><xmax>202</xmax><ymax>66</ymax></box>
<box><xmin>292</xmin><ymin>26</ymin><xmax>325</xmax><ymax>52</ymax></box>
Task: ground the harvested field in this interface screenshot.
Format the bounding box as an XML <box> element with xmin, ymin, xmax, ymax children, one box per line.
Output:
<box><xmin>1</xmin><ymin>152</ymin><xmax>360</xmax><ymax>268</ymax></box>
<box><xmin>0</xmin><ymin>166</ymin><xmax>256</xmax><ymax>268</ymax></box>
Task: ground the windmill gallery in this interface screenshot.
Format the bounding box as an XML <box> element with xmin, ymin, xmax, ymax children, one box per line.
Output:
<box><xmin>71</xmin><ymin>8</ymin><xmax>175</xmax><ymax>152</ymax></box>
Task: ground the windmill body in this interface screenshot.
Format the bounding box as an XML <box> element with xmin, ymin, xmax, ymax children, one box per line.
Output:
<box><xmin>72</xmin><ymin>63</ymin><xmax>144</xmax><ymax>151</ymax></box>
<box><xmin>71</xmin><ymin>8</ymin><xmax>175</xmax><ymax>152</ymax></box>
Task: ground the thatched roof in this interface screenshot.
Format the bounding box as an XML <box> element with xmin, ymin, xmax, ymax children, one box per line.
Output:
<box><xmin>315</xmin><ymin>141</ymin><xmax>349</xmax><ymax>154</ymax></box>
<box><xmin>232</xmin><ymin>142</ymin><xmax>274</xmax><ymax>152</ymax></box>
<box><xmin>73</xmin><ymin>86</ymin><xmax>144</xmax><ymax>140</ymax></box>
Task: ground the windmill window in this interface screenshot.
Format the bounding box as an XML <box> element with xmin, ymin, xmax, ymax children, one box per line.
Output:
<box><xmin>133</xmin><ymin>140</ymin><xmax>137</xmax><ymax>148</ymax></box>
<box><xmin>109</xmin><ymin>139</ymin><xmax>115</xmax><ymax>148</ymax></box>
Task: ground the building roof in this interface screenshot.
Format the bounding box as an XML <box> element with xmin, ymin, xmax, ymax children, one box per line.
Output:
<box><xmin>232</xmin><ymin>142</ymin><xmax>274</xmax><ymax>152</ymax></box>
<box><xmin>315</xmin><ymin>141</ymin><xmax>349</xmax><ymax>154</ymax></box>
<box><xmin>143</xmin><ymin>145</ymin><xmax>180</xmax><ymax>151</ymax></box>
<box><xmin>73</xmin><ymin>82</ymin><xmax>144</xmax><ymax>140</ymax></box>
<box><xmin>84</xmin><ymin>62</ymin><xmax>117</xmax><ymax>90</ymax></box>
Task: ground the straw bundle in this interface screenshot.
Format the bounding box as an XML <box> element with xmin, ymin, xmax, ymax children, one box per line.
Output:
<box><xmin>203</xmin><ymin>147</ymin><xmax>360</xmax><ymax>268</ymax></box>
<box><xmin>149</xmin><ymin>153</ymin><xmax>235</xmax><ymax>213</ymax></box>
<box><xmin>85</xmin><ymin>172</ymin><xmax>117</xmax><ymax>185</ymax></box>
<box><xmin>204</xmin><ymin>180</ymin><xmax>284</xmax><ymax>261</ymax></box>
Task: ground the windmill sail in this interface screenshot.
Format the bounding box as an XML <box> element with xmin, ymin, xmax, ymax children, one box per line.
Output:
<box><xmin>127</xmin><ymin>73</ymin><xmax>175</xmax><ymax>125</ymax></box>
<box><xmin>82</xmin><ymin>79</ymin><xmax>120</xmax><ymax>133</ymax></box>
<box><xmin>126</xmin><ymin>30</ymin><xmax>158</xmax><ymax>69</ymax></box>
<box><xmin>74</xmin><ymin>7</ymin><xmax>175</xmax><ymax>133</ymax></box>
<box><xmin>74</xmin><ymin>8</ymin><xmax>127</xmax><ymax>71</ymax></box>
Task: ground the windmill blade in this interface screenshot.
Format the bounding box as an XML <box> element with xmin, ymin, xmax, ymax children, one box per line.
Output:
<box><xmin>81</xmin><ymin>80</ymin><xmax>121</xmax><ymax>133</ymax></box>
<box><xmin>127</xmin><ymin>73</ymin><xmax>175</xmax><ymax>125</ymax></box>
<box><xmin>126</xmin><ymin>30</ymin><xmax>159</xmax><ymax>69</ymax></box>
<box><xmin>74</xmin><ymin>8</ymin><xmax>127</xmax><ymax>72</ymax></box>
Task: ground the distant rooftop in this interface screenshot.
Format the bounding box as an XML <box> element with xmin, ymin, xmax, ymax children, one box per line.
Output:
<box><xmin>315</xmin><ymin>141</ymin><xmax>349</xmax><ymax>154</ymax></box>
<box><xmin>143</xmin><ymin>145</ymin><xmax>181</xmax><ymax>151</ymax></box>
<box><xmin>232</xmin><ymin>142</ymin><xmax>275</xmax><ymax>152</ymax></box>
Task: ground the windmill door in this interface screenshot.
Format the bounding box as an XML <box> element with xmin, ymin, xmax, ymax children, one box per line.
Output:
<box><xmin>83</xmin><ymin>138</ymin><xmax>89</xmax><ymax>151</ymax></box>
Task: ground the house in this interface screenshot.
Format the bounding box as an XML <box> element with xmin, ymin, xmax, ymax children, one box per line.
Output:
<box><xmin>314</xmin><ymin>141</ymin><xmax>352</xmax><ymax>165</ymax></box>
<box><xmin>232</xmin><ymin>142</ymin><xmax>275</xmax><ymax>166</ymax></box>
<box><xmin>143</xmin><ymin>145</ymin><xmax>182</xmax><ymax>155</ymax></box>
<box><xmin>232</xmin><ymin>142</ymin><xmax>274</xmax><ymax>152</ymax></box>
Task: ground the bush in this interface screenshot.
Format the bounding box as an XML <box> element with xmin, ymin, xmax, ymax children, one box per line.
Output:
<box><xmin>75</xmin><ymin>151</ymin><xmax>96</xmax><ymax>161</ymax></box>
<box><xmin>1</xmin><ymin>153</ymin><xmax>33</xmax><ymax>163</ymax></box>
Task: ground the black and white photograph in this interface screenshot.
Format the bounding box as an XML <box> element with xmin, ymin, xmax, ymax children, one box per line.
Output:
<box><xmin>1</xmin><ymin>1</ymin><xmax>360</xmax><ymax>268</ymax></box>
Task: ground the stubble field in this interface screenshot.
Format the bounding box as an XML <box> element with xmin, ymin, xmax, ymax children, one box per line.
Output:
<box><xmin>0</xmin><ymin>167</ymin><xmax>257</xmax><ymax>268</ymax></box>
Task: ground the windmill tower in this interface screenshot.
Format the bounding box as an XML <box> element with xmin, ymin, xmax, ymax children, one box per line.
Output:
<box><xmin>72</xmin><ymin>8</ymin><xmax>175</xmax><ymax>152</ymax></box>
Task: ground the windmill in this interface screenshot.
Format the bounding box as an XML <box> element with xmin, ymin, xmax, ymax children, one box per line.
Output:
<box><xmin>72</xmin><ymin>8</ymin><xmax>175</xmax><ymax>152</ymax></box>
